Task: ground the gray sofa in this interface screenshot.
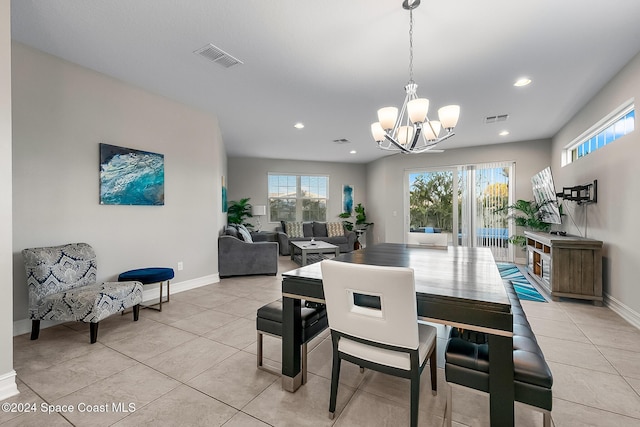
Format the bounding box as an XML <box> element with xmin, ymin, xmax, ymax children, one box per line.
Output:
<box><xmin>218</xmin><ymin>225</ymin><xmax>278</xmax><ymax>277</ymax></box>
<box><xmin>276</xmin><ymin>221</ymin><xmax>356</xmax><ymax>256</ymax></box>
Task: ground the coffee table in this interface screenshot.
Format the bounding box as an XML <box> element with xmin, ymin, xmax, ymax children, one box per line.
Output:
<box><xmin>289</xmin><ymin>240</ymin><xmax>339</xmax><ymax>266</ymax></box>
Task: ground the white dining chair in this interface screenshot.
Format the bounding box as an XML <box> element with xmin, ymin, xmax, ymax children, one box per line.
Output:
<box><xmin>320</xmin><ymin>259</ymin><xmax>437</xmax><ymax>427</ymax></box>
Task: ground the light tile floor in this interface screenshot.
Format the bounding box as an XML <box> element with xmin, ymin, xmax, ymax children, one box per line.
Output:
<box><xmin>3</xmin><ymin>257</ymin><xmax>640</xmax><ymax>426</ymax></box>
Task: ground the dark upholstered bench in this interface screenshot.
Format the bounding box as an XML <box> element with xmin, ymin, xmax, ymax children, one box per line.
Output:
<box><xmin>444</xmin><ymin>279</ymin><xmax>553</xmax><ymax>427</ymax></box>
<box><xmin>256</xmin><ymin>299</ymin><xmax>328</xmax><ymax>384</ymax></box>
<box><xmin>119</xmin><ymin>267</ymin><xmax>175</xmax><ymax>312</ymax></box>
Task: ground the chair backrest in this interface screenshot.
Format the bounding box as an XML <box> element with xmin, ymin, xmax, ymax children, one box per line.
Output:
<box><xmin>320</xmin><ymin>259</ymin><xmax>419</xmax><ymax>350</ymax></box>
<box><xmin>22</xmin><ymin>243</ymin><xmax>98</xmax><ymax>312</ymax></box>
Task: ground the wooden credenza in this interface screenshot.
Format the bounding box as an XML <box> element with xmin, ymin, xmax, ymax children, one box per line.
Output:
<box><xmin>525</xmin><ymin>231</ymin><xmax>603</xmax><ymax>306</ymax></box>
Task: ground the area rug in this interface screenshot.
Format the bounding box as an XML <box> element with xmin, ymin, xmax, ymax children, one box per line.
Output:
<box><xmin>496</xmin><ymin>263</ymin><xmax>547</xmax><ymax>303</ymax></box>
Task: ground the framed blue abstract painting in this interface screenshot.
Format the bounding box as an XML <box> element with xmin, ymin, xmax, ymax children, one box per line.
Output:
<box><xmin>222</xmin><ymin>175</ymin><xmax>228</xmax><ymax>212</ymax></box>
<box><xmin>100</xmin><ymin>143</ymin><xmax>165</xmax><ymax>205</ymax></box>
<box><xmin>342</xmin><ymin>184</ymin><xmax>354</xmax><ymax>214</ymax></box>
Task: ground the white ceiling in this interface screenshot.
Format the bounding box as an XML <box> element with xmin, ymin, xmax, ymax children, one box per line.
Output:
<box><xmin>10</xmin><ymin>0</ymin><xmax>640</xmax><ymax>164</ymax></box>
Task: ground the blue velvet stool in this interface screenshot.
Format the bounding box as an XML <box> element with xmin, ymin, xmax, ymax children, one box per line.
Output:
<box><xmin>118</xmin><ymin>267</ymin><xmax>175</xmax><ymax>312</ymax></box>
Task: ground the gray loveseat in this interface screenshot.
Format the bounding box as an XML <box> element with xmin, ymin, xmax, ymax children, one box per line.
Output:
<box><xmin>276</xmin><ymin>221</ymin><xmax>356</xmax><ymax>256</ymax></box>
<box><xmin>218</xmin><ymin>225</ymin><xmax>278</xmax><ymax>277</ymax></box>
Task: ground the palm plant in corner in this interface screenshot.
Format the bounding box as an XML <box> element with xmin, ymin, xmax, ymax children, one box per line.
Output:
<box><xmin>339</xmin><ymin>203</ymin><xmax>373</xmax><ymax>231</ymax></box>
<box><xmin>227</xmin><ymin>198</ymin><xmax>254</xmax><ymax>229</ymax></box>
<box><xmin>495</xmin><ymin>199</ymin><xmax>554</xmax><ymax>246</ymax></box>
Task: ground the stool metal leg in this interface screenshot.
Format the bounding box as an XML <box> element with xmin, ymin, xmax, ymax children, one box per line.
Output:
<box><xmin>159</xmin><ymin>280</ymin><xmax>163</xmax><ymax>312</ymax></box>
<box><xmin>257</xmin><ymin>332</ymin><xmax>264</xmax><ymax>368</ymax></box>
<box><xmin>256</xmin><ymin>330</ymin><xmax>308</xmax><ymax>383</ymax></box>
<box><xmin>445</xmin><ymin>384</ymin><xmax>453</xmax><ymax>427</ymax></box>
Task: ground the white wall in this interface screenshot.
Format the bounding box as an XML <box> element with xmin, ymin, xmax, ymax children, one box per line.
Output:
<box><xmin>12</xmin><ymin>43</ymin><xmax>227</xmax><ymax>330</ymax></box>
<box><xmin>552</xmin><ymin>51</ymin><xmax>640</xmax><ymax>325</ymax></box>
<box><xmin>1</xmin><ymin>0</ymin><xmax>18</xmax><ymax>401</ymax></box>
<box><xmin>226</xmin><ymin>157</ymin><xmax>367</xmax><ymax>230</ymax></box>
<box><xmin>365</xmin><ymin>140</ymin><xmax>552</xmax><ymax>246</ymax></box>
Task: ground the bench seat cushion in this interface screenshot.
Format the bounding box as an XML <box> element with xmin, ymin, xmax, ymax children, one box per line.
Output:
<box><xmin>118</xmin><ymin>267</ymin><xmax>175</xmax><ymax>284</ymax></box>
<box><xmin>257</xmin><ymin>300</ymin><xmax>328</xmax><ymax>343</ymax></box>
<box><xmin>445</xmin><ymin>279</ymin><xmax>553</xmax><ymax>411</ymax></box>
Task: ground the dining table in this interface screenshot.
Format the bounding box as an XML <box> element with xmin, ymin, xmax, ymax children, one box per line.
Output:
<box><xmin>280</xmin><ymin>243</ymin><xmax>515</xmax><ymax>426</ymax></box>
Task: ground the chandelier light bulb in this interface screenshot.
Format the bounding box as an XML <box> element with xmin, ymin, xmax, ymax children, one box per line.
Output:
<box><xmin>407</xmin><ymin>98</ymin><xmax>429</xmax><ymax>124</ymax></box>
<box><xmin>424</xmin><ymin>121</ymin><xmax>442</xmax><ymax>140</ymax></box>
<box><xmin>397</xmin><ymin>126</ymin><xmax>414</xmax><ymax>146</ymax></box>
<box><xmin>371</xmin><ymin>122</ymin><xmax>386</xmax><ymax>142</ymax></box>
<box><xmin>438</xmin><ymin>105</ymin><xmax>460</xmax><ymax>130</ymax></box>
<box><xmin>378</xmin><ymin>107</ymin><xmax>398</xmax><ymax>130</ymax></box>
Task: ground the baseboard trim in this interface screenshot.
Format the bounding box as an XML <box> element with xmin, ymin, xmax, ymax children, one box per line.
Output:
<box><xmin>13</xmin><ymin>274</ymin><xmax>220</xmax><ymax>337</ymax></box>
<box><xmin>0</xmin><ymin>370</ymin><xmax>19</xmax><ymax>401</ymax></box>
<box><xmin>140</xmin><ymin>273</ymin><xmax>219</xmax><ymax>302</ymax></box>
<box><xmin>604</xmin><ymin>293</ymin><xmax>640</xmax><ymax>331</ymax></box>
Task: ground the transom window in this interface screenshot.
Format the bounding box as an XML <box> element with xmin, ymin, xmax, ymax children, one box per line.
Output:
<box><xmin>564</xmin><ymin>100</ymin><xmax>634</xmax><ymax>165</ymax></box>
<box><xmin>268</xmin><ymin>174</ymin><xmax>328</xmax><ymax>222</ymax></box>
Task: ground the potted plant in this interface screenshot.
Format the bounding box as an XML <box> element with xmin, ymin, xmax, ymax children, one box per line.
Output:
<box><xmin>227</xmin><ymin>198</ymin><xmax>254</xmax><ymax>229</ymax></box>
<box><xmin>339</xmin><ymin>203</ymin><xmax>373</xmax><ymax>232</ymax></box>
<box><xmin>496</xmin><ymin>199</ymin><xmax>554</xmax><ymax>246</ymax></box>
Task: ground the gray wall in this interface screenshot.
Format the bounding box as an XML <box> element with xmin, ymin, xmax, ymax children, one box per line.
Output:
<box><xmin>1</xmin><ymin>0</ymin><xmax>17</xmax><ymax>401</ymax></box>
<box><xmin>12</xmin><ymin>43</ymin><xmax>227</xmax><ymax>326</ymax></box>
<box><xmin>226</xmin><ymin>157</ymin><xmax>367</xmax><ymax>231</ymax></box>
<box><xmin>365</xmin><ymin>140</ymin><xmax>552</xmax><ymax>246</ymax></box>
<box><xmin>552</xmin><ymin>51</ymin><xmax>640</xmax><ymax>322</ymax></box>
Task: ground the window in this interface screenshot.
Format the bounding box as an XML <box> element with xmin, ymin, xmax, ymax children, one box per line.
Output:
<box><xmin>268</xmin><ymin>174</ymin><xmax>328</xmax><ymax>222</ymax></box>
<box><xmin>564</xmin><ymin>100</ymin><xmax>634</xmax><ymax>165</ymax></box>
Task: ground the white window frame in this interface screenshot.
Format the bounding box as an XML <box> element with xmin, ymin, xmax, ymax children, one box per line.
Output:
<box><xmin>562</xmin><ymin>99</ymin><xmax>635</xmax><ymax>166</ymax></box>
<box><xmin>267</xmin><ymin>173</ymin><xmax>329</xmax><ymax>223</ymax></box>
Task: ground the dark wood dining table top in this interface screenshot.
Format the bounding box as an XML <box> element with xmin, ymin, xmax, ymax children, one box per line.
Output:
<box><xmin>282</xmin><ymin>243</ymin><xmax>511</xmax><ymax>314</ymax></box>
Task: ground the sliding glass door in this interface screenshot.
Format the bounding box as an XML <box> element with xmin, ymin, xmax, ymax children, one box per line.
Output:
<box><xmin>406</xmin><ymin>162</ymin><xmax>514</xmax><ymax>262</ymax></box>
<box><xmin>407</xmin><ymin>168</ymin><xmax>458</xmax><ymax>248</ymax></box>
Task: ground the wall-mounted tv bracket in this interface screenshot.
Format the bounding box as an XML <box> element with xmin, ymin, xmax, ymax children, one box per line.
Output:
<box><xmin>556</xmin><ymin>179</ymin><xmax>597</xmax><ymax>204</ymax></box>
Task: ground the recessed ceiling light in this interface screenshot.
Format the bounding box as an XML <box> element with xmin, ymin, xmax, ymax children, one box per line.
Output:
<box><xmin>294</xmin><ymin>122</ymin><xmax>305</xmax><ymax>129</ymax></box>
<box><xmin>350</xmin><ymin>150</ymin><xmax>357</xmax><ymax>154</ymax></box>
<box><xmin>514</xmin><ymin>78</ymin><xmax>531</xmax><ymax>87</ymax></box>
<box><xmin>499</xmin><ymin>130</ymin><xmax>510</xmax><ymax>136</ymax></box>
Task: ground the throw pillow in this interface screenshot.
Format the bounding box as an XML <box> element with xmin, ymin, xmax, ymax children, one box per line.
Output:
<box><xmin>286</xmin><ymin>222</ymin><xmax>304</xmax><ymax>238</ymax></box>
<box><xmin>313</xmin><ymin>222</ymin><xmax>328</xmax><ymax>237</ymax></box>
<box><xmin>327</xmin><ymin>222</ymin><xmax>344</xmax><ymax>237</ymax></box>
<box><xmin>302</xmin><ymin>222</ymin><xmax>314</xmax><ymax>237</ymax></box>
<box><xmin>237</xmin><ymin>225</ymin><xmax>253</xmax><ymax>243</ymax></box>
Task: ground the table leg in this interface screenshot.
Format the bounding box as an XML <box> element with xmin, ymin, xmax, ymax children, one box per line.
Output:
<box><xmin>290</xmin><ymin>242</ymin><xmax>294</xmax><ymax>261</ymax></box>
<box><xmin>282</xmin><ymin>296</ymin><xmax>303</xmax><ymax>392</ymax></box>
<box><xmin>488</xmin><ymin>333</ymin><xmax>514</xmax><ymax>426</ymax></box>
<box><xmin>334</xmin><ymin>247</ymin><xmax>339</xmax><ymax>258</ymax></box>
<box><xmin>301</xmin><ymin>249</ymin><xmax>307</xmax><ymax>266</ymax></box>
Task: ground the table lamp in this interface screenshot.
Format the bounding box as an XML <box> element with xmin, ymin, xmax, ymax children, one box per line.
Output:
<box><xmin>252</xmin><ymin>205</ymin><xmax>267</xmax><ymax>231</ymax></box>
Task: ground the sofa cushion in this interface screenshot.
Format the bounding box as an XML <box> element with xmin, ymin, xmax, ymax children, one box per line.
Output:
<box><xmin>280</xmin><ymin>220</ymin><xmax>287</xmax><ymax>234</ymax></box>
<box><xmin>286</xmin><ymin>222</ymin><xmax>304</xmax><ymax>238</ymax></box>
<box><xmin>224</xmin><ymin>225</ymin><xmax>239</xmax><ymax>239</ymax></box>
<box><xmin>303</xmin><ymin>222</ymin><xmax>314</xmax><ymax>237</ymax></box>
<box><xmin>313</xmin><ymin>222</ymin><xmax>328</xmax><ymax>237</ymax></box>
<box><xmin>237</xmin><ymin>225</ymin><xmax>253</xmax><ymax>242</ymax></box>
<box><xmin>327</xmin><ymin>222</ymin><xmax>344</xmax><ymax>237</ymax></box>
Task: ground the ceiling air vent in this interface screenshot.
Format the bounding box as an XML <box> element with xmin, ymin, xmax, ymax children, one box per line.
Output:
<box><xmin>332</xmin><ymin>138</ymin><xmax>351</xmax><ymax>144</ymax></box>
<box><xmin>484</xmin><ymin>114</ymin><xmax>509</xmax><ymax>124</ymax></box>
<box><xmin>194</xmin><ymin>43</ymin><xmax>243</xmax><ymax>68</ymax></box>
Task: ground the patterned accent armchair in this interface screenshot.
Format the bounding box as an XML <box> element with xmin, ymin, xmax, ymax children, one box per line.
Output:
<box><xmin>22</xmin><ymin>243</ymin><xmax>144</xmax><ymax>344</ymax></box>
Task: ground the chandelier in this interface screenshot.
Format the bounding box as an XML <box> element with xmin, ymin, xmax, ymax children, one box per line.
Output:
<box><xmin>371</xmin><ymin>0</ymin><xmax>460</xmax><ymax>154</ymax></box>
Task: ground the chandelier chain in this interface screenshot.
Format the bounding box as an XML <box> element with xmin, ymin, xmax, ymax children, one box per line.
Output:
<box><xmin>408</xmin><ymin>9</ymin><xmax>414</xmax><ymax>84</ymax></box>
